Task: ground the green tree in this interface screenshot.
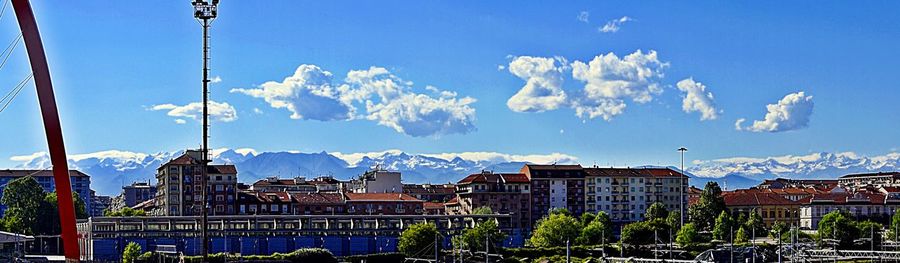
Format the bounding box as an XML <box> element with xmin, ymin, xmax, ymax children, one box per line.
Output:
<box><xmin>889</xmin><ymin>209</ymin><xmax>900</xmax><ymax>240</ymax></box>
<box><xmin>472</xmin><ymin>206</ymin><xmax>493</xmax><ymax>215</ymax></box>
<box><xmin>578</xmin><ymin>220</ymin><xmax>614</xmax><ymax>245</ymax></box>
<box><xmin>45</xmin><ymin>192</ymin><xmax>88</xmax><ymax>219</ymax></box>
<box><xmin>621</xmin><ymin>221</ymin><xmax>655</xmax><ymax>246</ymax></box>
<box><xmin>398</xmin><ymin>223</ymin><xmax>438</xmax><ymax>257</ymax></box>
<box><xmin>455</xmin><ymin>220</ymin><xmax>505</xmax><ymax>253</ymax></box>
<box><xmin>580</xmin><ymin>212</ymin><xmax>597</xmax><ymax>226</ymax></box>
<box><xmin>667</xmin><ymin>211</ymin><xmax>682</xmax><ymax>232</ymax></box>
<box><xmin>549</xmin><ymin>208</ymin><xmax>571</xmax><ymax>217</ymax></box>
<box><xmin>529</xmin><ymin>213</ymin><xmax>581</xmax><ymax>247</ymax></box>
<box><xmin>769</xmin><ymin>221</ymin><xmax>787</xmax><ymax>239</ymax></box>
<box><xmin>689</xmin><ymin>182</ymin><xmax>725</xmax><ymax>231</ymax></box>
<box><xmin>734</xmin><ymin>227</ymin><xmax>749</xmax><ymax>244</ymax></box>
<box><xmin>818</xmin><ymin>210</ymin><xmax>859</xmax><ymax>248</ymax></box>
<box><xmin>645</xmin><ymin>202</ymin><xmax>668</xmax><ymax>221</ymax></box>
<box><xmin>744</xmin><ymin>210</ymin><xmax>765</xmax><ymax>237</ymax></box>
<box><xmin>675</xmin><ymin>223</ymin><xmax>700</xmax><ymax>247</ymax></box>
<box><xmin>857</xmin><ymin>221</ymin><xmax>883</xmax><ymax>247</ymax></box>
<box><xmin>122</xmin><ymin>242</ymin><xmax>142</xmax><ymax>263</ymax></box>
<box><xmin>712</xmin><ymin>211</ymin><xmax>733</xmax><ymax>241</ymax></box>
<box><xmin>0</xmin><ymin>177</ymin><xmax>46</xmax><ymax>234</ymax></box>
<box><xmin>104</xmin><ymin>207</ymin><xmax>147</xmax><ymax>217</ymax></box>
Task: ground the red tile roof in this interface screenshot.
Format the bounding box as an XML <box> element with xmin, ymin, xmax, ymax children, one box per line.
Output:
<box><xmin>583</xmin><ymin>167</ymin><xmax>686</xmax><ymax>178</ymax></box>
<box><xmin>445</xmin><ymin>197</ymin><xmax>459</xmax><ymax>205</ymax></box>
<box><xmin>423</xmin><ymin>202</ymin><xmax>445</xmax><ymax>210</ymax></box>
<box><xmin>291</xmin><ymin>193</ymin><xmax>344</xmax><ymax>204</ymax></box>
<box><xmin>723</xmin><ymin>192</ymin><xmax>797</xmax><ymax>206</ymax></box>
<box><xmin>344</xmin><ymin>193</ymin><xmax>422</xmax><ymax>202</ymax></box>
<box><xmin>457</xmin><ymin>172</ymin><xmax>529</xmax><ymax>184</ymax></box>
<box><xmin>208</xmin><ymin>165</ymin><xmax>237</xmax><ymax>174</ymax></box>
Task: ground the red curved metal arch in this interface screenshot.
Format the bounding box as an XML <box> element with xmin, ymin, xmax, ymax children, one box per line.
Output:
<box><xmin>11</xmin><ymin>0</ymin><xmax>80</xmax><ymax>261</ymax></box>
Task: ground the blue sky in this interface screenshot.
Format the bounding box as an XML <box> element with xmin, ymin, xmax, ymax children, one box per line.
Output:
<box><xmin>1</xmin><ymin>1</ymin><xmax>898</xmax><ymax>167</ymax></box>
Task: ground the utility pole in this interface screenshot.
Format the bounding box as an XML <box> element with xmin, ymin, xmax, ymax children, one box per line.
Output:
<box><xmin>566</xmin><ymin>239</ymin><xmax>570</xmax><ymax>263</ymax></box>
<box><xmin>485</xmin><ymin>232</ymin><xmax>490</xmax><ymax>263</ymax></box>
<box><xmin>677</xmin><ymin>147</ymin><xmax>687</xmax><ymax>229</ymax></box>
<box><xmin>191</xmin><ymin>0</ymin><xmax>219</xmax><ymax>261</ymax></box>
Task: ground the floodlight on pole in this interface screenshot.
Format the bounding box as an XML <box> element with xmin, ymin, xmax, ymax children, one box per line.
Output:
<box><xmin>191</xmin><ymin>0</ymin><xmax>219</xmax><ymax>261</ymax></box>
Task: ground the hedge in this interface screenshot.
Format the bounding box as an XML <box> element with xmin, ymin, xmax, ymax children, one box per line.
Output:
<box><xmin>342</xmin><ymin>252</ymin><xmax>406</xmax><ymax>263</ymax></box>
<box><xmin>180</xmin><ymin>248</ymin><xmax>336</xmax><ymax>263</ymax></box>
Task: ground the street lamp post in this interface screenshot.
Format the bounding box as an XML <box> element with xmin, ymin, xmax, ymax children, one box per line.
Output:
<box><xmin>677</xmin><ymin>147</ymin><xmax>687</xmax><ymax>229</ymax></box>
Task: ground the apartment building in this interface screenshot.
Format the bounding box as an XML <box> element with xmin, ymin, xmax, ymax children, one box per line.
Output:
<box><xmin>154</xmin><ymin>150</ymin><xmax>238</xmax><ymax>216</ymax></box>
<box><xmin>122</xmin><ymin>181</ymin><xmax>156</xmax><ymax>207</ymax></box>
<box><xmin>838</xmin><ymin>172</ymin><xmax>900</xmax><ymax>188</ymax></box>
<box><xmin>348</xmin><ymin>169</ymin><xmax>403</xmax><ymax>193</ymax></box>
<box><xmin>0</xmin><ymin>169</ymin><xmax>92</xmax><ymax>216</ymax></box>
<box><xmin>446</xmin><ymin>171</ymin><xmax>532</xmax><ymax>229</ymax></box>
<box><xmin>583</xmin><ymin>167</ymin><xmax>687</xmax><ymax>223</ymax></box>
<box><xmin>251</xmin><ymin>176</ymin><xmax>341</xmax><ymax>193</ymax></box>
<box><xmin>521</xmin><ymin>164</ymin><xmax>586</xmax><ymax>221</ymax></box>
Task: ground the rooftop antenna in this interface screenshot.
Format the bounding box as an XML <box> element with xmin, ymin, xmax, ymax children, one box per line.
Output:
<box><xmin>191</xmin><ymin>0</ymin><xmax>219</xmax><ymax>261</ymax></box>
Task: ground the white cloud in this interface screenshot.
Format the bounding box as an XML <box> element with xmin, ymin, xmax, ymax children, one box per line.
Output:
<box><xmin>341</xmin><ymin>67</ymin><xmax>477</xmax><ymax>137</ymax></box>
<box><xmin>150</xmin><ymin>101</ymin><xmax>238</xmax><ymax>122</ymax></box>
<box><xmin>570</xmin><ymin>50</ymin><xmax>668</xmax><ymax>120</ymax></box>
<box><xmin>676</xmin><ymin>78</ymin><xmax>720</xmax><ymax>121</ymax></box>
<box><xmin>577</xmin><ymin>11</ymin><xmax>590</xmax><ymax>23</ymax></box>
<box><xmin>736</xmin><ymin>91</ymin><xmax>813</xmax><ymax>132</ymax></box>
<box><xmin>235</xmin><ymin>65</ymin><xmax>477</xmax><ymax>137</ymax></box>
<box><xmin>211</xmin><ymin>76</ymin><xmax>222</xmax><ymax>84</ymax></box>
<box><xmin>497</xmin><ymin>65</ymin><xmax>506</xmax><ymax>71</ymax></box>
<box><xmin>599</xmin><ymin>16</ymin><xmax>633</xmax><ymax>33</ymax></box>
<box><xmin>506</xmin><ymin>56</ymin><xmax>568</xmax><ymax>112</ymax></box>
<box><xmin>253</xmin><ymin>108</ymin><xmax>263</xmax><ymax>114</ymax></box>
<box><xmin>174</xmin><ymin>119</ymin><xmax>187</xmax><ymax>124</ymax></box>
<box><xmin>230</xmin><ymin>65</ymin><xmax>354</xmax><ymax>121</ymax></box>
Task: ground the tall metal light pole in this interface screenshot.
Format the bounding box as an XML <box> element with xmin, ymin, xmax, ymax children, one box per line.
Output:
<box><xmin>678</xmin><ymin>147</ymin><xmax>687</xmax><ymax>229</ymax></box>
<box><xmin>192</xmin><ymin>0</ymin><xmax>218</xmax><ymax>261</ymax></box>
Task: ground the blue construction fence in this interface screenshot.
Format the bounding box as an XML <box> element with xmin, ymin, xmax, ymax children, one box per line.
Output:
<box><xmin>90</xmin><ymin>230</ymin><xmax>525</xmax><ymax>261</ymax></box>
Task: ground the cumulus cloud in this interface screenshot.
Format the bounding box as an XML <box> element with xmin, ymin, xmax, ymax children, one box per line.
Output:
<box><xmin>577</xmin><ymin>11</ymin><xmax>590</xmax><ymax>23</ymax></box>
<box><xmin>676</xmin><ymin>78</ymin><xmax>720</xmax><ymax>121</ymax></box>
<box><xmin>150</xmin><ymin>101</ymin><xmax>238</xmax><ymax>122</ymax></box>
<box><xmin>504</xmin><ymin>50</ymin><xmax>669</xmax><ymax>121</ymax></box>
<box><xmin>736</xmin><ymin>91</ymin><xmax>813</xmax><ymax>132</ymax></box>
<box><xmin>506</xmin><ymin>56</ymin><xmax>568</xmax><ymax>112</ymax></box>
<box><xmin>230</xmin><ymin>65</ymin><xmax>354</xmax><ymax>121</ymax></box>
<box><xmin>570</xmin><ymin>50</ymin><xmax>667</xmax><ymax>120</ymax></box>
<box><xmin>174</xmin><ymin>119</ymin><xmax>187</xmax><ymax>124</ymax></box>
<box><xmin>599</xmin><ymin>16</ymin><xmax>633</xmax><ymax>33</ymax></box>
<box><xmin>211</xmin><ymin>76</ymin><xmax>222</xmax><ymax>84</ymax></box>
<box><xmin>340</xmin><ymin>67</ymin><xmax>477</xmax><ymax>137</ymax></box>
<box><xmin>234</xmin><ymin>65</ymin><xmax>476</xmax><ymax>137</ymax></box>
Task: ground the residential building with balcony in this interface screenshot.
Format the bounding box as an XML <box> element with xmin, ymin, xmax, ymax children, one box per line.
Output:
<box><xmin>520</xmin><ymin>164</ymin><xmax>586</xmax><ymax>221</ymax></box>
<box><xmin>445</xmin><ymin>171</ymin><xmax>532</xmax><ymax>229</ymax></box>
<box><xmin>291</xmin><ymin>192</ymin><xmax>345</xmax><ymax>215</ymax></box>
<box><xmin>153</xmin><ymin>150</ymin><xmax>238</xmax><ymax>216</ymax></box>
<box><xmin>583</xmin><ymin>167</ymin><xmax>687</xmax><ymax>224</ymax></box>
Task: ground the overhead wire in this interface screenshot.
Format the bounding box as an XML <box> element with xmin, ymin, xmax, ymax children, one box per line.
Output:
<box><xmin>0</xmin><ymin>73</ymin><xmax>33</xmax><ymax>113</ymax></box>
<box><xmin>0</xmin><ymin>34</ymin><xmax>22</xmax><ymax>70</ymax></box>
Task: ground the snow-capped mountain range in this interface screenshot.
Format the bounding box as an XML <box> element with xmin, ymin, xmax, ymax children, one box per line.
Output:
<box><xmin>8</xmin><ymin>149</ymin><xmax>577</xmax><ymax>195</ymax></box>
<box><xmin>7</xmin><ymin>149</ymin><xmax>898</xmax><ymax>195</ymax></box>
